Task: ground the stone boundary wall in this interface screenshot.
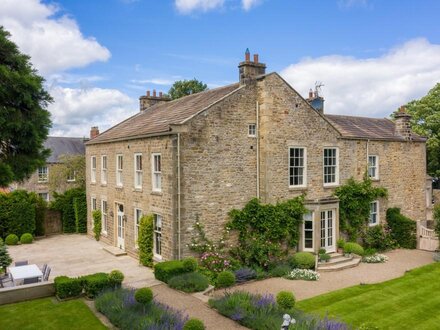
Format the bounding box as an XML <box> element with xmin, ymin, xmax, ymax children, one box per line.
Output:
<box><xmin>0</xmin><ymin>282</ymin><xmax>55</xmax><ymax>305</ymax></box>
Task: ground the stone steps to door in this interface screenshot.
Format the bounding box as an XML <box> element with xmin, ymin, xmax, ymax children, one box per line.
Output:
<box><xmin>317</xmin><ymin>253</ymin><xmax>361</xmax><ymax>272</ymax></box>
<box><xmin>103</xmin><ymin>246</ymin><xmax>127</xmax><ymax>257</ymax></box>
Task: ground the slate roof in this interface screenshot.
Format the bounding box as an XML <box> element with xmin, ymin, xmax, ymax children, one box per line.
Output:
<box><xmin>325</xmin><ymin>114</ymin><xmax>426</xmax><ymax>142</ymax></box>
<box><xmin>87</xmin><ymin>83</ymin><xmax>242</xmax><ymax>144</ymax></box>
<box><xmin>45</xmin><ymin>137</ymin><xmax>86</xmax><ymax>163</ymax></box>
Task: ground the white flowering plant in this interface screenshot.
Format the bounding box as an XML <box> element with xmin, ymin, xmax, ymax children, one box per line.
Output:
<box><xmin>285</xmin><ymin>269</ymin><xmax>320</xmax><ymax>281</ymax></box>
<box><xmin>362</xmin><ymin>254</ymin><xmax>388</xmax><ymax>263</ymax></box>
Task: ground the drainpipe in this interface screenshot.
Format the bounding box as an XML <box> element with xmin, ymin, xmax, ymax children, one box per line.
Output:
<box><xmin>256</xmin><ymin>101</ymin><xmax>260</xmax><ymax>199</ymax></box>
<box><xmin>366</xmin><ymin>139</ymin><xmax>370</xmax><ymax>175</ymax></box>
<box><xmin>177</xmin><ymin>133</ymin><xmax>181</xmax><ymax>260</ymax></box>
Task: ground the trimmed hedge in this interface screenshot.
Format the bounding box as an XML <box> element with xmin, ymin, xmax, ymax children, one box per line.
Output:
<box><xmin>5</xmin><ymin>234</ymin><xmax>19</xmax><ymax>246</ymax></box>
<box><xmin>0</xmin><ymin>190</ymin><xmax>37</xmax><ymax>238</ymax></box>
<box><xmin>184</xmin><ymin>318</ymin><xmax>205</xmax><ymax>330</ymax></box>
<box><xmin>276</xmin><ymin>291</ymin><xmax>296</xmax><ymax>309</ymax></box>
<box><xmin>73</xmin><ymin>192</ymin><xmax>87</xmax><ymax>233</ymax></box>
<box><xmin>20</xmin><ymin>233</ymin><xmax>33</xmax><ymax>244</ymax></box>
<box><xmin>109</xmin><ymin>270</ymin><xmax>124</xmax><ymax>288</ymax></box>
<box><xmin>138</xmin><ymin>214</ymin><xmax>154</xmax><ymax>267</ymax></box>
<box><xmin>289</xmin><ymin>252</ymin><xmax>315</xmax><ymax>269</ymax></box>
<box><xmin>92</xmin><ymin>210</ymin><xmax>102</xmax><ymax>241</ymax></box>
<box><xmin>216</xmin><ymin>271</ymin><xmax>236</xmax><ymax>288</ymax></box>
<box><xmin>343</xmin><ymin>242</ymin><xmax>364</xmax><ymax>256</ymax></box>
<box><xmin>51</xmin><ymin>188</ymin><xmax>86</xmax><ymax>234</ymax></box>
<box><xmin>168</xmin><ymin>272</ymin><xmax>209</xmax><ymax>293</ymax></box>
<box><xmin>182</xmin><ymin>257</ymin><xmax>198</xmax><ymax>272</ymax></box>
<box><xmin>386</xmin><ymin>208</ymin><xmax>417</xmax><ymax>249</ymax></box>
<box><xmin>81</xmin><ymin>272</ymin><xmax>110</xmax><ymax>298</ymax></box>
<box><xmin>154</xmin><ymin>260</ymin><xmax>187</xmax><ymax>283</ymax></box>
<box><xmin>54</xmin><ymin>276</ymin><xmax>83</xmax><ymax>299</ymax></box>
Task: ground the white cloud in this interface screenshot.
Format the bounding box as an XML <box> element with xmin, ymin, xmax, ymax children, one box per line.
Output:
<box><xmin>131</xmin><ymin>78</ymin><xmax>175</xmax><ymax>85</ymax></box>
<box><xmin>0</xmin><ymin>0</ymin><xmax>110</xmax><ymax>75</ymax></box>
<box><xmin>242</xmin><ymin>0</ymin><xmax>261</xmax><ymax>11</ymax></box>
<box><xmin>281</xmin><ymin>38</ymin><xmax>440</xmax><ymax>118</ymax></box>
<box><xmin>48</xmin><ymin>86</ymin><xmax>137</xmax><ymax>137</ymax></box>
<box><xmin>338</xmin><ymin>0</ymin><xmax>369</xmax><ymax>9</ymax></box>
<box><xmin>175</xmin><ymin>0</ymin><xmax>225</xmax><ymax>14</ymax></box>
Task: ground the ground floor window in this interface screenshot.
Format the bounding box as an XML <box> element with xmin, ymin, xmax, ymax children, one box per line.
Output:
<box><xmin>369</xmin><ymin>201</ymin><xmax>379</xmax><ymax>226</ymax></box>
<box><xmin>134</xmin><ymin>208</ymin><xmax>143</xmax><ymax>248</ymax></box>
<box><xmin>38</xmin><ymin>192</ymin><xmax>49</xmax><ymax>202</ymax></box>
<box><xmin>153</xmin><ymin>214</ymin><xmax>162</xmax><ymax>257</ymax></box>
<box><xmin>101</xmin><ymin>200</ymin><xmax>108</xmax><ymax>234</ymax></box>
<box><xmin>303</xmin><ymin>211</ymin><xmax>314</xmax><ymax>250</ymax></box>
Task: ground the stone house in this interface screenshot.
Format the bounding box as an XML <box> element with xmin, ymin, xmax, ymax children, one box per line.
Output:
<box><xmin>85</xmin><ymin>51</ymin><xmax>427</xmax><ymax>261</ymax></box>
<box><xmin>12</xmin><ymin>136</ymin><xmax>86</xmax><ymax>201</ymax></box>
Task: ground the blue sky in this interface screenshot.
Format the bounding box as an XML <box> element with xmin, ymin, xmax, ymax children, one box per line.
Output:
<box><xmin>1</xmin><ymin>0</ymin><xmax>440</xmax><ymax>136</ymax></box>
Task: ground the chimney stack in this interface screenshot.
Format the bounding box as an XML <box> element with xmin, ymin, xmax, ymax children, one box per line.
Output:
<box><xmin>307</xmin><ymin>86</ymin><xmax>324</xmax><ymax>114</ymax></box>
<box><xmin>238</xmin><ymin>49</ymin><xmax>266</xmax><ymax>85</ymax></box>
<box><xmin>394</xmin><ymin>106</ymin><xmax>413</xmax><ymax>140</ymax></box>
<box><xmin>90</xmin><ymin>126</ymin><xmax>99</xmax><ymax>139</ymax></box>
<box><xmin>139</xmin><ymin>90</ymin><xmax>171</xmax><ymax>111</ymax></box>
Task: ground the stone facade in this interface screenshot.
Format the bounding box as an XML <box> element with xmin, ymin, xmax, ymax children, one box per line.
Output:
<box><xmin>86</xmin><ymin>55</ymin><xmax>427</xmax><ymax>260</ymax></box>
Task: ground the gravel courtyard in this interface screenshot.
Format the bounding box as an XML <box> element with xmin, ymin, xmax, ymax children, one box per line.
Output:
<box><xmin>223</xmin><ymin>249</ymin><xmax>435</xmax><ymax>301</ymax></box>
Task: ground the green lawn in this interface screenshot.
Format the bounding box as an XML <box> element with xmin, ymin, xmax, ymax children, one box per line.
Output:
<box><xmin>0</xmin><ymin>297</ymin><xmax>107</xmax><ymax>330</ymax></box>
<box><xmin>297</xmin><ymin>262</ymin><xmax>440</xmax><ymax>330</ymax></box>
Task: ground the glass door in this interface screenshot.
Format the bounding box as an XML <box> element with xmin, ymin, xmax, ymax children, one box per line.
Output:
<box><xmin>320</xmin><ymin>210</ymin><xmax>335</xmax><ymax>252</ymax></box>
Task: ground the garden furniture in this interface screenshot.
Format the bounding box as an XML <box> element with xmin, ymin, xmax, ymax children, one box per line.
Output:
<box><xmin>23</xmin><ymin>277</ymin><xmax>40</xmax><ymax>285</ymax></box>
<box><xmin>43</xmin><ymin>267</ymin><xmax>51</xmax><ymax>281</ymax></box>
<box><xmin>40</xmin><ymin>264</ymin><xmax>47</xmax><ymax>275</ymax></box>
<box><xmin>15</xmin><ymin>261</ymin><xmax>28</xmax><ymax>267</ymax></box>
<box><xmin>0</xmin><ymin>274</ymin><xmax>13</xmax><ymax>288</ymax></box>
<box><xmin>9</xmin><ymin>264</ymin><xmax>43</xmax><ymax>286</ymax></box>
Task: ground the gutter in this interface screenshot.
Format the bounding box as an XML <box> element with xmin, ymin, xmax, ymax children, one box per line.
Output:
<box><xmin>256</xmin><ymin>101</ymin><xmax>260</xmax><ymax>199</ymax></box>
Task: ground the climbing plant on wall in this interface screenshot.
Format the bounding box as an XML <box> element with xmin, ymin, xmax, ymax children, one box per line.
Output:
<box><xmin>138</xmin><ymin>214</ymin><xmax>154</xmax><ymax>267</ymax></box>
<box><xmin>335</xmin><ymin>176</ymin><xmax>387</xmax><ymax>241</ymax></box>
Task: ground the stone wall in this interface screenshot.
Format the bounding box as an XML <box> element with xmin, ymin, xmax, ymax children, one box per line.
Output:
<box><xmin>85</xmin><ymin>135</ymin><xmax>177</xmax><ymax>260</ymax></box>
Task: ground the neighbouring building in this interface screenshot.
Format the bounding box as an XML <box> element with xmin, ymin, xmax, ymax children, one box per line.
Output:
<box><xmin>12</xmin><ymin>136</ymin><xmax>86</xmax><ymax>201</ymax></box>
<box><xmin>85</xmin><ymin>51</ymin><xmax>427</xmax><ymax>261</ymax></box>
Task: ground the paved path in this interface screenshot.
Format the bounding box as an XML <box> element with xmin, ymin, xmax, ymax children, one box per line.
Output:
<box><xmin>223</xmin><ymin>249</ymin><xmax>435</xmax><ymax>301</ymax></box>
<box><xmin>7</xmin><ymin>234</ymin><xmax>160</xmax><ymax>287</ymax></box>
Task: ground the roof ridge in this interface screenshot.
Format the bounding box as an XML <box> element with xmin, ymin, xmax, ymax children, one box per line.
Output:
<box><xmin>325</xmin><ymin>114</ymin><xmax>391</xmax><ymax>120</ymax></box>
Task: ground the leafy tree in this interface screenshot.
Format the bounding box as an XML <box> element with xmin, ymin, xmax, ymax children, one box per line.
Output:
<box><xmin>0</xmin><ymin>27</ymin><xmax>52</xmax><ymax>186</ymax></box>
<box><xmin>49</xmin><ymin>154</ymin><xmax>86</xmax><ymax>193</ymax></box>
<box><xmin>0</xmin><ymin>241</ymin><xmax>12</xmax><ymax>273</ymax></box>
<box><xmin>168</xmin><ymin>79</ymin><xmax>208</xmax><ymax>100</ymax></box>
<box><xmin>138</xmin><ymin>214</ymin><xmax>154</xmax><ymax>267</ymax></box>
<box><xmin>404</xmin><ymin>83</ymin><xmax>440</xmax><ymax>177</ymax></box>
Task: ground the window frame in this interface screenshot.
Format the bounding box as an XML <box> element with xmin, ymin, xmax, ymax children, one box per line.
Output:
<box><xmin>38</xmin><ymin>166</ymin><xmax>49</xmax><ymax>183</ymax></box>
<box><xmin>101</xmin><ymin>199</ymin><xmax>108</xmax><ymax>235</ymax></box>
<box><xmin>248</xmin><ymin>123</ymin><xmax>256</xmax><ymax>137</ymax></box>
<box><xmin>116</xmin><ymin>154</ymin><xmax>123</xmax><ymax>187</ymax></box>
<box><xmin>67</xmin><ymin>170</ymin><xmax>76</xmax><ymax>182</ymax></box>
<box><xmin>90</xmin><ymin>156</ymin><xmax>97</xmax><ymax>183</ymax></box>
<box><xmin>134</xmin><ymin>153</ymin><xmax>143</xmax><ymax>189</ymax></box>
<box><xmin>101</xmin><ymin>155</ymin><xmax>108</xmax><ymax>185</ymax></box>
<box><xmin>153</xmin><ymin>213</ymin><xmax>162</xmax><ymax>259</ymax></box>
<box><xmin>91</xmin><ymin>197</ymin><xmax>97</xmax><ymax>229</ymax></box>
<box><xmin>134</xmin><ymin>208</ymin><xmax>143</xmax><ymax>248</ymax></box>
<box><xmin>302</xmin><ymin>211</ymin><xmax>314</xmax><ymax>252</ymax></box>
<box><xmin>39</xmin><ymin>192</ymin><xmax>49</xmax><ymax>202</ymax></box>
<box><xmin>368</xmin><ymin>155</ymin><xmax>379</xmax><ymax>180</ymax></box>
<box><xmin>323</xmin><ymin>147</ymin><xmax>339</xmax><ymax>187</ymax></box>
<box><xmin>369</xmin><ymin>200</ymin><xmax>379</xmax><ymax>226</ymax></box>
<box><xmin>289</xmin><ymin>147</ymin><xmax>307</xmax><ymax>188</ymax></box>
<box><xmin>151</xmin><ymin>153</ymin><xmax>162</xmax><ymax>192</ymax></box>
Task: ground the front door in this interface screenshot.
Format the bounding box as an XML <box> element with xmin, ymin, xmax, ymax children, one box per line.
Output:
<box><xmin>320</xmin><ymin>210</ymin><xmax>335</xmax><ymax>253</ymax></box>
<box><xmin>116</xmin><ymin>204</ymin><xmax>125</xmax><ymax>250</ymax></box>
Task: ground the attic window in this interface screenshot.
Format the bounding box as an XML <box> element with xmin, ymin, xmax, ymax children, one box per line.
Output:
<box><xmin>248</xmin><ymin>124</ymin><xmax>256</xmax><ymax>137</ymax></box>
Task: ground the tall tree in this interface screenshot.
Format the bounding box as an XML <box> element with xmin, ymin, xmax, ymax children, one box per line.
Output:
<box><xmin>168</xmin><ymin>78</ymin><xmax>208</xmax><ymax>100</ymax></box>
<box><xmin>404</xmin><ymin>83</ymin><xmax>440</xmax><ymax>177</ymax></box>
<box><xmin>0</xmin><ymin>27</ymin><xmax>52</xmax><ymax>186</ymax></box>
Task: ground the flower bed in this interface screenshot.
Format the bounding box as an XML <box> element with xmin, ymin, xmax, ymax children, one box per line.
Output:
<box><xmin>362</xmin><ymin>254</ymin><xmax>389</xmax><ymax>263</ymax></box>
<box><xmin>209</xmin><ymin>291</ymin><xmax>349</xmax><ymax>330</ymax></box>
<box><xmin>285</xmin><ymin>269</ymin><xmax>320</xmax><ymax>281</ymax></box>
<box><xmin>95</xmin><ymin>288</ymin><xmax>188</xmax><ymax>329</ymax></box>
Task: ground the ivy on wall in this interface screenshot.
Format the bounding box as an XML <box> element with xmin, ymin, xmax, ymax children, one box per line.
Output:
<box><xmin>51</xmin><ymin>188</ymin><xmax>86</xmax><ymax>234</ymax></box>
<box><xmin>92</xmin><ymin>209</ymin><xmax>102</xmax><ymax>241</ymax></box>
<box><xmin>138</xmin><ymin>214</ymin><xmax>154</xmax><ymax>267</ymax></box>
<box><xmin>335</xmin><ymin>176</ymin><xmax>387</xmax><ymax>241</ymax></box>
<box><xmin>227</xmin><ymin>197</ymin><xmax>307</xmax><ymax>269</ymax></box>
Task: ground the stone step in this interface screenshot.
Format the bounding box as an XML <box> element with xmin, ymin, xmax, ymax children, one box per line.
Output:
<box><xmin>103</xmin><ymin>246</ymin><xmax>127</xmax><ymax>257</ymax></box>
<box><xmin>318</xmin><ymin>254</ymin><xmax>353</xmax><ymax>266</ymax></box>
<box><xmin>317</xmin><ymin>257</ymin><xmax>361</xmax><ymax>272</ymax></box>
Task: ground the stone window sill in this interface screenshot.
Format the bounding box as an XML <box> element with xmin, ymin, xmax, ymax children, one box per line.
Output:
<box><xmin>151</xmin><ymin>191</ymin><xmax>163</xmax><ymax>196</ymax></box>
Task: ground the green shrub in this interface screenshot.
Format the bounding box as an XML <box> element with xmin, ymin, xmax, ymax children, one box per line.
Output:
<box><xmin>92</xmin><ymin>210</ymin><xmax>102</xmax><ymax>241</ymax></box>
<box><xmin>269</xmin><ymin>264</ymin><xmax>291</xmax><ymax>277</ymax></box>
<box><xmin>54</xmin><ymin>276</ymin><xmax>83</xmax><ymax>299</ymax></box>
<box><xmin>318</xmin><ymin>248</ymin><xmax>326</xmax><ymax>254</ymax></box>
<box><xmin>386</xmin><ymin>208</ymin><xmax>417</xmax><ymax>249</ymax></box>
<box><xmin>0</xmin><ymin>238</ymin><xmax>3</xmax><ymax>245</ymax></box>
<box><xmin>109</xmin><ymin>270</ymin><xmax>124</xmax><ymax>287</ymax></box>
<box><xmin>34</xmin><ymin>196</ymin><xmax>47</xmax><ymax>237</ymax></box>
<box><xmin>433</xmin><ymin>204</ymin><xmax>440</xmax><ymax>248</ymax></box>
<box><xmin>344</xmin><ymin>242</ymin><xmax>364</xmax><ymax>256</ymax></box>
<box><xmin>168</xmin><ymin>272</ymin><xmax>209</xmax><ymax>293</ymax></box>
<box><xmin>20</xmin><ymin>233</ymin><xmax>33</xmax><ymax>244</ymax></box>
<box><xmin>364</xmin><ymin>248</ymin><xmax>377</xmax><ymax>256</ymax></box>
<box><xmin>276</xmin><ymin>291</ymin><xmax>295</xmax><ymax>309</ymax></box>
<box><xmin>51</xmin><ymin>188</ymin><xmax>85</xmax><ymax>233</ymax></box>
<box><xmin>154</xmin><ymin>260</ymin><xmax>187</xmax><ymax>283</ymax></box>
<box><xmin>363</xmin><ymin>224</ymin><xmax>397</xmax><ymax>251</ymax></box>
<box><xmin>182</xmin><ymin>257</ymin><xmax>198</xmax><ymax>272</ymax></box>
<box><xmin>319</xmin><ymin>253</ymin><xmax>331</xmax><ymax>262</ymax></box>
<box><xmin>289</xmin><ymin>252</ymin><xmax>315</xmax><ymax>269</ymax></box>
<box><xmin>135</xmin><ymin>287</ymin><xmax>153</xmax><ymax>305</ymax></box>
<box><xmin>81</xmin><ymin>272</ymin><xmax>109</xmax><ymax>298</ymax></box>
<box><xmin>216</xmin><ymin>271</ymin><xmax>235</xmax><ymax>288</ymax></box>
<box><xmin>0</xmin><ymin>242</ymin><xmax>12</xmax><ymax>272</ymax></box>
<box><xmin>138</xmin><ymin>214</ymin><xmax>154</xmax><ymax>267</ymax></box>
<box><xmin>183</xmin><ymin>318</ymin><xmax>205</xmax><ymax>330</ymax></box>
<box><xmin>337</xmin><ymin>238</ymin><xmax>345</xmax><ymax>249</ymax></box>
<box><xmin>5</xmin><ymin>234</ymin><xmax>19</xmax><ymax>245</ymax></box>
<box><xmin>73</xmin><ymin>192</ymin><xmax>87</xmax><ymax>233</ymax></box>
